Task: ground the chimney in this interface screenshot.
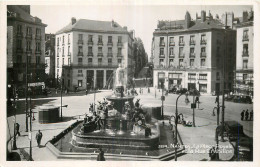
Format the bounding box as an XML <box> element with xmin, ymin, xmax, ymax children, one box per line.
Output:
<box><xmin>111</xmin><ymin>20</ymin><xmax>115</xmax><ymax>27</ymax></box>
<box><xmin>71</xmin><ymin>17</ymin><xmax>76</xmax><ymax>25</ymax></box>
<box><xmin>242</xmin><ymin>11</ymin><xmax>248</xmax><ymax>22</ymax></box>
<box><xmin>201</xmin><ymin>10</ymin><xmax>206</xmax><ymax>22</ymax></box>
<box><xmin>123</xmin><ymin>26</ymin><xmax>128</xmax><ymax>31</ymax></box>
<box><xmin>185</xmin><ymin>11</ymin><xmax>191</xmax><ymax>29</ymax></box>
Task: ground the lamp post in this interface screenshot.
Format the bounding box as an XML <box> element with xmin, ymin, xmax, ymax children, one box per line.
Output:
<box><xmin>28</xmin><ymin>86</ymin><xmax>32</xmax><ymax>161</ymax></box>
<box><xmin>161</xmin><ymin>81</ymin><xmax>165</xmax><ymax>124</ymax></box>
<box><xmin>174</xmin><ymin>93</ymin><xmax>185</xmax><ymax>161</ymax></box>
<box><xmin>25</xmin><ymin>54</ymin><xmax>29</xmax><ymax>132</ymax></box>
<box><xmin>9</xmin><ymin>84</ymin><xmax>17</xmax><ymax>150</ymax></box>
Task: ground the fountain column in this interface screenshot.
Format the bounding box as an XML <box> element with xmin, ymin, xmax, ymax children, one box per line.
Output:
<box><xmin>93</xmin><ymin>70</ymin><xmax>97</xmax><ymax>89</ymax></box>
<box><xmin>103</xmin><ymin>70</ymin><xmax>106</xmax><ymax>88</ymax></box>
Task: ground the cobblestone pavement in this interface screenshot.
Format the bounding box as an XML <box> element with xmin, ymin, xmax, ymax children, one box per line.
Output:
<box><xmin>6</xmin><ymin>88</ymin><xmax>253</xmax><ymax>161</ymax></box>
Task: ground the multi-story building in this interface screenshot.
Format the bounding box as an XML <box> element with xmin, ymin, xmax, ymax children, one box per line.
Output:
<box><xmin>55</xmin><ymin>18</ymin><xmax>134</xmax><ymax>91</ymax></box>
<box><xmin>133</xmin><ymin>38</ymin><xmax>148</xmax><ymax>77</ymax></box>
<box><xmin>7</xmin><ymin>5</ymin><xmax>47</xmax><ymax>92</ymax></box>
<box><xmin>234</xmin><ymin>10</ymin><xmax>254</xmax><ymax>96</ymax></box>
<box><xmin>45</xmin><ymin>33</ymin><xmax>56</xmax><ymax>87</ymax></box>
<box><xmin>152</xmin><ymin>11</ymin><xmax>236</xmax><ymax>94</ymax></box>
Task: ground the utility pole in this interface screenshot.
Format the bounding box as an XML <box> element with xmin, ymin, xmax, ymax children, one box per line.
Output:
<box><xmin>161</xmin><ymin>81</ymin><xmax>164</xmax><ymax>123</ymax></box>
<box><xmin>29</xmin><ymin>86</ymin><xmax>32</xmax><ymax>161</ymax></box>
<box><xmin>25</xmin><ymin>54</ymin><xmax>29</xmax><ymax>132</ymax></box>
<box><xmin>61</xmin><ymin>73</ymin><xmax>63</xmax><ymax>121</ymax></box>
<box><xmin>216</xmin><ymin>92</ymin><xmax>220</xmax><ymax>126</ymax></box>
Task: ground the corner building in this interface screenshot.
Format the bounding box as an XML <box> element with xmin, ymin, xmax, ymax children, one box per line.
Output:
<box><xmin>55</xmin><ymin>18</ymin><xmax>134</xmax><ymax>91</ymax></box>
<box><xmin>152</xmin><ymin>11</ymin><xmax>236</xmax><ymax>94</ymax></box>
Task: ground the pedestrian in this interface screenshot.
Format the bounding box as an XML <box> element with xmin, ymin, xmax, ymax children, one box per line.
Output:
<box><xmin>249</xmin><ymin>110</ymin><xmax>253</xmax><ymax>121</ymax></box>
<box><xmin>139</xmin><ymin>88</ymin><xmax>141</xmax><ymax>94</ymax></box>
<box><xmin>245</xmin><ymin>109</ymin><xmax>249</xmax><ymax>121</ymax></box>
<box><xmin>97</xmin><ymin>148</ymin><xmax>105</xmax><ymax>161</ymax></box>
<box><xmin>241</xmin><ymin>110</ymin><xmax>245</xmax><ymax>121</ymax></box>
<box><xmin>148</xmin><ymin>87</ymin><xmax>150</xmax><ymax>93</ymax></box>
<box><xmin>36</xmin><ymin>130</ymin><xmax>43</xmax><ymax>147</ymax></box>
<box><xmin>15</xmin><ymin>123</ymin><xmax>21</xmax><ymax>136</ymax></box>
<box><xmin>85</xmin><ymin>89</ymin><xmax>88</xmax><ymax>95</ymax></box>
<box><xmin>195</xmin><ymin>96</ymin><xmax>199</xmax><ymax>104</ymax></box>
<box><xmin>215</xmin><ymin>96</ymin><xmax>219</xmax><ymax>104</ymax></box>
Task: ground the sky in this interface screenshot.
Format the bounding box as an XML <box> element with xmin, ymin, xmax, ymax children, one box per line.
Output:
<box><xmin>30</xmin><ymin>5</ymin><xmax>252</xmax><ymax>60</ymax></box>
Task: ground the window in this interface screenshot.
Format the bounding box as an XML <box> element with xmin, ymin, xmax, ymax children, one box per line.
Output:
<box><xmin>243</xmin><ymin>30</ymin><xmax>249</xmax><ymax>40</ymax></box>
<box><xmin>117</xmin><ymin>48</ymin><xmax>122</xmax><ymax>56</ymax></box>
<box><xmin>243</xmin><ymin>74</ymin><xmax>248</xmax><ymax>81</ymax></box>
<box><xmin>78</xmin><ymin>46</ymin><xmax>83</xmax><ymax>53</ymax></box>
<box><xmin>88</xmin><ymin>46</ymin><xmax>92</xmax><ymax>53</ymax></box>
<box><xmin>17</xmin><ymin>55</ymin><xmax>22</xmax><ymax>62</ymax></box>
<box><xmin>118</xmin><ymin>59</ymin><xmax>122</xmax><ymax>64</ymax></box>
<box><xmin>160</xmin><ymin>48</ymin><xmax>164</xmax><ymax>56</ymax></box>
<box><xmin>159</xmin><ymin>59</ymin><xmax>164</xmax><ymax>66</ymax></box>
<box><xmin>190</xmin><ymin>48</ymin><xmax>194</xmax><ymax>53</ymax></box>
<box><xmin>216</xmin><ymin>72</ymin><xmax>220</xmax><ymax>80</ymax></box>
<box><xmin>57</xmin><ymin>37</ymin><xmax>59</xmax><ymax>46</ymax></box>
<box><xmin>118</xmin><ymin>36</ymin><xmax>122</xmax><ymax>43</ymax></box>
<box><xmin>160</xmin><ymin>37</ymin><xmax>164</xmax><ymax>46</ymax></box>
<box><xmin>62</xmin><ymin>36</ymin><xmax>64</xmax><ymax>44</ymax></box>
<box><xmin>108</xmin><ymin>36</ymin><xmax>112</xmax><ymax>43</ymax></box>
<box><xmin>169</xmin><ymin>59</ymin><xmax>174</xmax><ymax>66</ymax></box>
<box><xmin>199</xmin><ymin>74</ymin><xmax>207</xmax><ymax>80</ymax></box>
<box><xmin>179</xmin><ymin>47</ymin><xmax>184</xmax><ymax>57</ymax></box>
<box><xmin>78</xmin><ymin>80</ymin><xmax>82</xmax><ymax>87</ymax></box>
<box><xmin>201</xmin><ymin>59</ymin><xmax>206</xmax><ymax>66</ymax></box>
<box><xmin>201</xmin><ymin>34</ymin><xmax>206</xmax><ymax>41</ymax></box>
<box><xmin>169</xmin><ymin>37</ymin><xmax>174</xmax><ymax>44</ymax></box>
<box><xmin>57</xmin><ymin>58</ymin><xmax>59</xmax><ymax>67</ymax></box>
<box><xmin>169</xmin><ymin>48</ymin><xmax>174</xmax><ymax>55</ymax></box>
<box><xmin>62</xmin><ymin>58</ymin><xmax>64</xmax><ymax>65</ymax></box>
<box><xmin>98</xmin><ymin>58</ymin><xmax>102</xmax><ymax>65</ymax></box>
<box><xmin>108</xmin><ymin>58</ymin><xmax>112</xmax><ymax>65</ymax></box>
<box><xmin>88</xmin><ymin>58</ymin><xmax>92</xmax><ymax>64</ymax></box>
<box><xmin>243</xmin><ymin>60</ymin><xmax>248</xmax><ymax>69</ymax></box>
<box><xmin>36</xmin><ymin>42</ymin><xmax>41</xmax><ymax>51</ymax></box>
<box><xmin>57</xmin><ymin>69</ymin><xmax>59</xmax><ymax>76</ymax></box>
<box><xmin>79</xmin><ymin>34</ymin><xmax>83</xmax><ymax>40</ymax></box>
<box><xmin>179</xmin><ymin>59</ymin><xmax>183</xmax><ymax>67</ymax></box>
<box><xmin>68</xmin><ymin>58</ymin><xmax>71</xmax><ymax>65</ymax></box>
<box><xmin>62</xmin><ymin>47</ymin><xmax>64</xmax><ymax>56</ymax></box>
<box><xmin>179</xmin><ymin>36</ymin><xmax>184</xmax><ymax>43</ymax></box>
<box><xmin>98</xmin><ymin>35</ymin><xmax>102</xmax><ymax>43</ymax></box>
<box><xmin>78</xmin><ymin>70</ymin><xmax>82</xmax><ymax>74</ymax></box>
<box><xmin>17</xmin><ymin>39</ymin><xmax>22</xmax><ymax>49</ymax></box>
<box><xmin>188</xmin><ymin>73</ymin><xmax>196</xmax><ymax>80</ymax></box>
<box><xmin>201</xmin><ymin>47</ymin><xmax>206</xmax><ymax>53</ymax></box>
<box><xmin>68</xmin><ymin>34</ymin><xmax>70</xmax><ymax>44</ymax></box>
<box><xmin>190</xmin><ymin>35</ymin><xmax>195</xmax><ymax>43</ymax></box>
<box><xmin>98</xmin><ymin>47</ymin><xmax>102</xmax><ymax>53</ymax></box>
<box><xmin>26</xmin><ymin>27</ymin><xmax>32</xmax><ymax>35</ymax></box>
<box><xmin>190</xmin><ymin>59</ymin><xmax>194</xmax><ymax>67</ymax></box>
<box><xmin>17</xmin><ymin>25</ymin><xmax>22</xmax><ymax>33</ymax></box>
<box><xmin>26</xmin><ymin>41</ymin><xmax>31</xmax><ymax>51</ymax></box>
<box><xmin>108</xmin><ymin>47</ymin><xmax>112</xmax><ymax>53</ymax></box>
<box><xmin>68</xmin><ymin>46</ymin><xmax>70</xmax><ymax>55</ymax></box>
<box><xmin>57</xmin><ymin>48</ymin><xmax>59</xmax><ymax>57</ymax></box>
<box><xmin>78</xmin><ymin>58</ymin><xmax>83</xmax><ymax>64</ymax></box>
<box><xmin>36</xmin><ymin>56</ymin><xmax>40</xmax><ymax>64</ymax></box>
<box><xmin>243</xmin><ymin>44</ymin><xmax>248</xmax><ymax>54</ymax></box>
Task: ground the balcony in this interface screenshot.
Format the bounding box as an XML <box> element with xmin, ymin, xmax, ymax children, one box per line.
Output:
<box><xmin>35</xmin><ymin>50</ymin><xmax>41</xmax><ymax>54</ymax></box>
<box><xmin>242</xmin><ymin>35</ymin><xmax>249</xmax><ymax>42</ymax></box>
<box><xmin>169</xmin><ymin>54</ymin><xmax>175</xmax><ymax>58</ymax></box>
<box><xmin>117</xmin><ymin>53</ymin><xmax>122</xmax><ymax>57</ymax></box>
<box><xmin>200</xmin><ymin>52</ymin><xmax>207</xmax><ymax>58</ymax></box>
<box><xmin>98</xmin><ymin>41</ymin><xmax>103</xmax><ymax>46</ymax></box>
<box><xmin>159</xmin><ymin>54</ymin><xmax>165</xmax><ymax>58</ymax></box>
<box><xmin>189</xmin><ymin>40</ymin><xmax>196</xmax><ymax>45</ymax></box>
<box><xmin>169</xmin><ymin>42</ymin><xmax>175</xmax><ymax>46</ymax></box>
<box><xmin>25</xmin><ymin>34</ymin><xmax>32</xmax><ymax>39</ymax></box>
<box><xmin>242</xmin><ymin>51</ymin><xmax>249</xmax><ymax>57</ymax></box>
<box><xmin>200</xmin><ymin>39</ymin><xmax>207</xmax><ymax>45</ymax></box>
<box><xmin>78</xmin><ymin>40</ymin><xmax>84</xmax><ymax>45</ymax></box>
<box><xmin>78</xmin><ymin>52</ymin><xmax>83</xmax><ymax>56</ymax></box>
<box><xmin>98</xmin><ymin>53</ymin><xmax>103</xmax><ymax>57</ymax></box>
<box><xmin>16</xmin><ymin>48</ymin><xmax>23</xmax><ymax>53</ymax></box>
<box><xmin>159</xmin><ymin>42</ymin><xmax>165</xmax><ymax>47</ymax></box>
<box><xmin>16</xmin><ymin>32</ymin><xmax>23</xmax><ymax>38</ymax></box>
<box><xmin>179</xmin><ymin>54</ymin><xmax>185</xmax><ymax>58</ymax></box>
<box><xmin>107</xmin><ymin>53</ymin><xmax>113</xmax><ymax>57</ymax></box>
<box><xmin>35</xmin><ymin>35</ymin><xmax>41</xmax><ymax>40</ymax></box>
<box><xmin>189</xmin><ymin>53</ymin><xmax>195</xmax><ymax>58</ymax></box>
<box><xmin>107</xmin><ymin>42</ymin><xmax>113</xmax><ymax>46</ymax></box>
<box><xmin>87</xmin><ymin>52</ymin><xmax>93</xmax><ymax>57</ymax></box>
<box><xmin>77</xmin><ymin>73</ymin><xmax>83</xmax><ymax>77</ymax></box>
<box><xmin>117</xmin><ymin>42</ymin><xmax>123</xmax><ymax>47</ymax></box>
<box><xmin>179</xmin><ymin>41</ymin><xmax>185</xmax><ymax>46</ymax></box>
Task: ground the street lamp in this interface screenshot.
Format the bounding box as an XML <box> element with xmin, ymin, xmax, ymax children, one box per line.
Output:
<box><xmin>28</xmin><ymin>86</ymin><xmax>33</xmax><ymax>161</ymax></box>
<box><xmin>174</xmin><ymin>92</ymin><xmax>186</xmax><ymax>161</ymax></box>
<box><xmin>25</xmin><ymin>54</ymin><xmax>30</xmax><ymax>132</ymax></box>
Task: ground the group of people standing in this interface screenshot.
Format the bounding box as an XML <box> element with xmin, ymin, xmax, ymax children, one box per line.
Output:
<box><xmin>241</xmin><ymin>109</ymin><xmax>253</xmax><ymax>121</ymax></box>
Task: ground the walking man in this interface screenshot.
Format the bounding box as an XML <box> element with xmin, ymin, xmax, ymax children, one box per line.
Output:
<box><xmin>245</xmin><ymin>109</ymin><xmax>249</xmax><ymax>121</ymax></box>
<box><xmin>241</xmin><ymin>110</ymin><xmax>245</xmax><ymax>121</ymax></box>
<box><xmin>249</xmin><ymin>110</ymin><xmax>253</xmax><ymax>121</ymax></box>
<box><xmin>97</xmin><ymin>148</ymin><xmax>105</xmax><ymax>161</ymax></box>
<box><xmin>15</xmin><ymin>123</ymin><xmax>21</xmax><ymax>136</ymax></box>
<box><xmin>36</xmin><ymin>130</ymin><xmax>43</xmax><ymax>147</ymax></box>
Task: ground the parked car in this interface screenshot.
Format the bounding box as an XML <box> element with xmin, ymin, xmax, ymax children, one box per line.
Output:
<box><xmin>216</xmin><ymin>121</ymin><xmax>245</xmax><ymax>141</ymax></box>
<box><xmin>176</xmin><ymin>88</ymin><xmax>188</xmax><ymax>94</ymax></box>
<box><xmin>233</xmin><ymin>95</ymin><xmax>252</xmax><ymax>104</ymax></box>
<box><xmin>169</xmin><ymin>86</ymin><xmax>177</xmax><ymax>94</ymax></box>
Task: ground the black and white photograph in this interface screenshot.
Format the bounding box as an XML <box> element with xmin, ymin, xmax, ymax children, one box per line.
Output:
<box><xmin>1</xmin><ymin>0</ymin><xmax>259</xmax><ymax>166</ymax></box>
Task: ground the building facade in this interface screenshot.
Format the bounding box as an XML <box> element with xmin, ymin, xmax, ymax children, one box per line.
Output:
<box><xmin>55</xmin><ymin>18</ymin><xmax>134</xmax><ymax>91</ymax></box>
<box><xmin>45</xmin><ymin>33</ymin><xmax>56</xmax><ymax>87</ymax></box>
<box><xmin>152</xmin><ymin>11</ymin><xmax>236</xmax><ymax>94</ymax></box>
<box><xmin>234</xmin><ymin>10</ymin><xmax>254</xmax><ymax>96</ymax></box>
<box><xmin>7</xmin><ymin>5</ymin><xmax>47</xmax><ymax>92</ymax></box>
